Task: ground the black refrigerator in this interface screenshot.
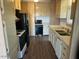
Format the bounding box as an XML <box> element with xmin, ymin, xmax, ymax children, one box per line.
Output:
<box><xmin>16</xmin><ymin>12</ymin><xmax>30</xmax><ymax>48</ymax></box>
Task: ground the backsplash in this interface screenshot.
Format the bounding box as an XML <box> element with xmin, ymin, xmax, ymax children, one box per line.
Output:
<box><xmin>59</xmin><ymin>18</ymin><xmax>67</xmax><ymax>25</ymax></box>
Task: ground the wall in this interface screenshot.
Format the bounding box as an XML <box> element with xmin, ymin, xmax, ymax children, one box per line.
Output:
<box><xmin>21</xmin><ymin>2</ymin><xmax>35</xmax><ymax>36</ymax></box>
<box><xmin>2</xmin><ymin>0</ymin><xmax>18</xmax><ymax>59</ymax></box>
<box><xmin>21</xmin><ymin>1</ymin><xmax>59</xmax><ymax>35</ymax></box>
<box><xmin>27</xmin><ymin>2</ymin><xmax>35</xmax><ymax>36</ymax></box>
<box><xmin>21</xmin><ymin>2</ymin><xmax>52</xmax><ymax>36</ymax></box>
<box><xmin>35</xmin><ymin>2</ymin><xmax>51</xmax><ymax>16</ymax></box>
<box><xmin>50</xmin><ymin>0</ymin><xmax>60</xmax><ymax>25</ymax></box>
<box><xmin>69</xmin><ymin>0</ymin><xmax>79</xmax><ymax>59</ymax></box>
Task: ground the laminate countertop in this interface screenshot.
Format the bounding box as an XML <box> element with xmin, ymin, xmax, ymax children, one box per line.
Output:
<box><xmin>49</xmin><ymin>25</ymin><xmax>71</xmax><ymax>47</ymax></box>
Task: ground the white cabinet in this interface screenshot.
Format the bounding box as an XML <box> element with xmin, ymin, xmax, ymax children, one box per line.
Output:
<box><xmin>61</xmin><ymin>43</ymin><xmax>70</xmax><ymax>59</ymax></box>
<box><xmin>43</xmin><ymin>25</ymin><xmax>49</xmax><ymax>35</ymax></box>
<box><xmin>55</xmin><ymin>38</ymin><xmax>62</xmax><ymax>59</ymax></box>
<box><xmin>49</xmin><ymin>29</ymin><xmax>53</xmax><ymax>42</ymax></box>
<box><xmin>49</xmin><ymin>30</ymin><xmax>56</xmax><ymax>49</ymax></box>
<box><xmin>53</xmin><ymin>34</ymin><xmax>57</xmax><ymax>51</ymax></box>
<box><xmin>56</xmin><ymin>0</ymin><xmax>61</xmax><ymax>18</ymax></box>
<box><xmin>43</xmin><ymin>17</ymin><xmax>49</xmax><ymax>35</ymax></box>
<box><xmin>49</xmin><ymin>29</ymin><xmax>69</xmax><ymax>59</ymax></box>
<box><xmin>56</xmin><ymin>0</ymin><xmax>68</xmax><ymax>18</ymax></box>
<box><xmin>49</xmin><ymin>30</ymin><xmax>63</xmax><ymax>59</ymax></box>
<box><xmin>60</xmin><ymin>0</ymin><xmax>68</xmax><ymax>18</ymax></box>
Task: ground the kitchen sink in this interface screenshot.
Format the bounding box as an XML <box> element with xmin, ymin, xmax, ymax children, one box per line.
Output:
<box><xmin>55</xmin><ymin>30</ymin><xmax>65</xmax><ymax>32</ymax></box>
<box><xmin>55</xmin><ymin>30</ymin><xmax>70</xmax><ymax>36</ymax></box>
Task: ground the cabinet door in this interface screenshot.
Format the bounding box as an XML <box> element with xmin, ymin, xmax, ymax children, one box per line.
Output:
<box><xmin>60</xmin><ymin>0</ymin><xmax>68</xmax><ymax>18</ymax></box>
<box><xmin>61</xmin><ymin>43</ymin><xmax>70</xmax><ymax>59</ymax></box>
<box><xmin>56</xmin><ymin>38</ymin><xmax>62</xmax><ymax>59</ymax></box>
<box><xmin>49</xmin><ymin>29</ymin><xmax>53</xmax><ymax>43</ymax></box>
<box><xmin>56</xmin><ymin>0</ymin><xmax>61</xmax><ymax>18</ymax></box>
<box><xmin>49</xmin><ymin>29</ymin><xmax>51</xmax><ymax>41</ymax></box>
<box><xmin>35</xmin><ymin>3</ymin><xmax>51</xmax><ymax>16</ymax></box>
<box><xmin>53</xmin><ymin>35</ymin><xmax>57</xmax><ymax>51</ymax></box>
<box><xmin>43</xmin><ymin>25</ymin><xmax>49</xmax><ymax>35</ymax></box>
<box><xmin>50</xmin><ymin>32</ymin><xmax>55</xmax><ymax>48</ymax></box>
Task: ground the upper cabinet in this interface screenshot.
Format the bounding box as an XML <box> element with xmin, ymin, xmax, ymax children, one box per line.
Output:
<box><xmin>56</xmin><ymin>0</ymin><xmax>61</xmax><ymax>18</ymax></box>
<box><xmin>15</xmin><ymin>0</ymin><xmax>21</xmax><ymax>10</ymax></box>
<box><xmin>60</xmin><ymin>0</ymin><xmax>68</xmax><ymax>18</ymax></box>
<box><xmin>56</xmin><ymin>0</ymin><xmax>68</xmax><ymax>18</ymax></box>
<box><xmin>70</xmin><ymin>0</ymin><xmax>77</xmax><ymax>20</ymax></box>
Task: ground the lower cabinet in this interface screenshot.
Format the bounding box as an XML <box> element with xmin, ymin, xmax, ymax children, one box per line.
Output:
<box><xmin>55</xmin><ymin>39</ymin><xmax>62</xmax><ymax>59</ymax></box>
<box><xmin>49</xmin><ymin>32</ymin><xmax>63</xmax><ymax>59</ymax></box>
<box><xmin>49</xmin><ymin>29</ymin><xmax>53</xmax><ymax>42</ymax></box>
<box><xmin>53</xmin><ymin>35</ymin><xmax>57</xmax><ymax>52</ymax></box>
<box><xmin>49</xmin><ymin>30</ymin><xmax>70</xmax><ymax>59</ymax></box>
<box><xmin>43</xmin><ymin>25</ymin><xmax>49</xmax><ymax>35</ymax></box>
<box><xmin>61</xmin><ymin>43</ymin><xmax>70</xmax><ymax>59</ymax></box>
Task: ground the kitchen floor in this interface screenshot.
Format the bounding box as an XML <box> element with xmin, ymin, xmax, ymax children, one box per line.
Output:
<box><xmin>24</xmin><ymin>36</ymin><xmax>57</xmax><ymax>59</ymax></box>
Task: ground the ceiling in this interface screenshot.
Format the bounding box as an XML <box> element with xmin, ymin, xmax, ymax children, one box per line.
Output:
<box><xmin>22</xmin><ymin>0</ymin><xmax>52</xmax><ymax>2</ymax></box>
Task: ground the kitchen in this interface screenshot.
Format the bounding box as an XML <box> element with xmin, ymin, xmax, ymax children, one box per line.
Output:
<box><xmin>21</xmin><ymin>0</ymin><xmax>76</xmax><ymax>58</ymax></box>
<box><xmin>18</xmin><ymin>0</ymin><xmax>79</xmax><ymax>59</ymax></box>
<box><xmin>0</xmin><ymin>0</ymin><xmax>79</xmax><ymax>59</ymax></box>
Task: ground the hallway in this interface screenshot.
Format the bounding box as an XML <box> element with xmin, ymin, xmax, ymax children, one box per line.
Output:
<box><xmin>24</xmin><ymin>36</ymin><xmax>57</xmax><ymax>59</ymax></box>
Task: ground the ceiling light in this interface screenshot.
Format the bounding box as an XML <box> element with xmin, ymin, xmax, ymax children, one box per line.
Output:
<box><xmin>34</xmin><ymin>0</ymin><xmax>39</xmax><ymax>2</ymax></box>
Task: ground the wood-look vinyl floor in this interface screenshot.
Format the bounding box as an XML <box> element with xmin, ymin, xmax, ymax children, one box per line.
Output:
<box><xmin>24</xmin><ymin>36</ymin><xmax>57</xmax><ymax>59</ymax></box>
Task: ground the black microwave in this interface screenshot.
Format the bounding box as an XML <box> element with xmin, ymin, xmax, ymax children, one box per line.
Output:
<box><xmin>35</xmin><ymin>20</ymin><xmax>42</xmax><ymax>24</ymax></box>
